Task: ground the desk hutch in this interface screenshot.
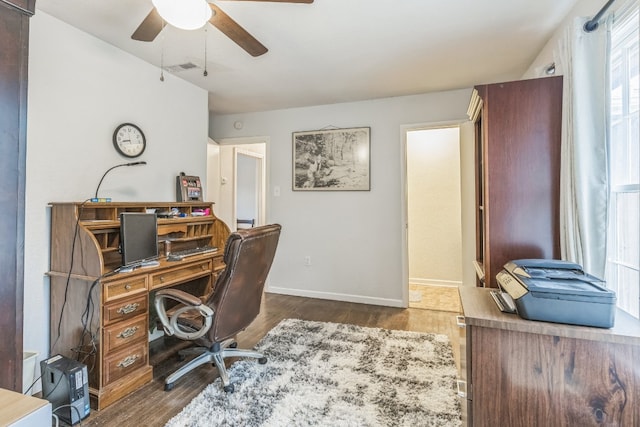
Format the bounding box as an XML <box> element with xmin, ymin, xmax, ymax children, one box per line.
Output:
<box><xmin>48</xmin><ymin>202</ymin><xmax>230</xmax><ymax>410</ymax></box>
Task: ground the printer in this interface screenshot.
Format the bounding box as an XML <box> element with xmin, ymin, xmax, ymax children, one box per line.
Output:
<box><xmin>496</xmin><ymin>259</ymin><xmax>616</xmax><ymax>328</ymax></box>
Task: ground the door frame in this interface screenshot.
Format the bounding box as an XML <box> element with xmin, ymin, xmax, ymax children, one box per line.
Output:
<box><xmin>212</xmin><ymin>136</ymin><xmax>269</xmax><ymax>231</ymax></box>
<box><xmin>400</xmin><ymin>120</ymin><xmax>466</xmax><ymax>306</ymax></box>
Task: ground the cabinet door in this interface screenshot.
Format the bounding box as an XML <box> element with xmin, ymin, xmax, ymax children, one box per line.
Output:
<box><xmin>471</xmin><ymin>326</ymin><xmax>640</xmax><ymax>426</ymax></box>
<box><xmin>456</xmin><ymin>316</ymin><xmax>472</xmax><ymax>425</ymax></box>
<box><xmin>475</xmin><ymin>77</ymin><xmax>562</xmax><ymax>287</ymax></box>
<box><xmin>0</xmin><ymin>0</ymin><xmax>33</xmax><ymax>392</ymax></box>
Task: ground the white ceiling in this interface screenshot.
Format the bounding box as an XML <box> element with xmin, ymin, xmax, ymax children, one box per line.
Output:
<box><xmin>36</xmin><ymin>0</ymin><xmax>580</xmax><ymax>114</ymax></box>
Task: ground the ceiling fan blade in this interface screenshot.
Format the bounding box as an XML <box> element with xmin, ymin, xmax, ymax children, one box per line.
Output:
<box><xmin>209</xmin><ymin>4</ymin><xmax>268</xmax><ymax>57</ymax></box>
<box><xmin>225</xmin><ymin>0</ymin><xmax>313</xmax><ymax>3</ymax></box>
<box><xmin>131</xmin><ymin>8</ymin><xmax>166</xmax><ymax>42</ymax></box>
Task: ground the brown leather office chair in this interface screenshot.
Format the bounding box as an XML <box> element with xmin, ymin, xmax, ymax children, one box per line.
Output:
<box><xmin>154</xmin><ymin>224</ymin><xmax>281</xmax><ymax>393</ymax></box>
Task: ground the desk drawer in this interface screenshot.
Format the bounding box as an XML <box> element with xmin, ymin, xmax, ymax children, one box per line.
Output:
<box><xmin>103</xmin><ymin>293</ymin><xmax>148</xmax><ymax>325</ymax></box>
<box><xmin>104</xmin><ymin>276</ymin><xmax>147</xmax><ymax>302</ymax></box>
<box><xmin>150</xmin><ymin>260</ymin><xmax>212</xmax><ymax>290</ymax></box>
<box><xmin>103</xmin><ymin>342</ymin><xmax>148</xmax><ymax>386</ymax></box>
<box><xmin>213</xmin><ymin>255</ymin><xmax>225</xmax><ymax>272</ymax></box>
<box><xmin>104</xmin><ymin>315</ymin><xmax>147</xmax><ymax>354</ymax></box>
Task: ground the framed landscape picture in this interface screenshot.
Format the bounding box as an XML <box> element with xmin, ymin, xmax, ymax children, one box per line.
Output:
<box><xmin>292</xmin><ymin>127</ymin><xmax>370</xmax><ymax>191</ymax></box>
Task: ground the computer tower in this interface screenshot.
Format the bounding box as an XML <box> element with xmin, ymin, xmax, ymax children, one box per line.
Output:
<box><xmin>40</xmin><ymin>355</ymin><xmax>90</xmax><ymax>425</ymax></box>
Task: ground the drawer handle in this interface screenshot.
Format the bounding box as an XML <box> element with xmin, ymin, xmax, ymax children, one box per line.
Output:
<box><xmin>124</xmin><ymin>284</ymin><xmax>132</xmax><ymax>290</ymax></box>
<box><xmin>117</xmin><ymin>303</ymin><xmax>140</xmax><ymax>315</ymax></box>
<box><xmin>456</xmin><ymin>380</ymin><xmax>467</xmax><ymax>398</ymax></box>
<box><xmin>201</xmin><ymin>264</ymin><xmax>206</xmax><ymax>271</ymax></box>
<box><xmin>117</xmin><ymin>355</ymin><xmax>140</xmax><ymax>369</ymax></box>
<box><xmin>456</xmin><ymin>315</ymin><xmax>466</xmax><ymax>328</ymax></box>
<box><xmin>160</xmin><ymin>276</ymin><xmax>165</xmax><ymax>283</ymax></box>
<box><xmin>118</xmin><ymin>326</ymin><xmax>139</xmax><ymax>339</ymax></box>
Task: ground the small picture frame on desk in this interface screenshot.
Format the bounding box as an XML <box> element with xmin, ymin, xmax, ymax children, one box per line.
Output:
<box><xmin>292</xmin><ymin>127</ymin><xmax>370</xmax><ymax>191</ymax></box>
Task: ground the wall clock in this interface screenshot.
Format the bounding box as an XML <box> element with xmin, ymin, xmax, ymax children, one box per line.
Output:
<box><xmin>113</xmin><ymin>123</ymin><xmax>146</xmax><ymax>158</ymax></box>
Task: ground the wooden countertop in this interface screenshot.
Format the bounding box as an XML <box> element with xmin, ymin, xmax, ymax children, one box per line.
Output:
<box><xmin>0</xmin><ymin>388</ymin><xmax>50</xmax><ymax>425</ymax></box>
<box><xmin>459</xmin><ymin>286</ymin><xmax>640</xmax><ymax>346</ymax></box>
<box><xmin>47</xmin><ymin>250</ymin><xmax>221</xmax><ymax>282</ymax></box>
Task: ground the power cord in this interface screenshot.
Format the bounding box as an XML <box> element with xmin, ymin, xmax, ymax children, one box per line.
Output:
<box><xmin>23</xmin><ymin>371</ymin><xmax>44</xmax><ymax>396</ymax></box>
<box><xmin>51</xmin><ymin>198</ymin><xmax>92</xmax><ymax>354</ymax></box>
<box><xmin>52</xmin><ymin>199</ymin><xmax>118</xmax><ymax>370</ymax></box>
<box><xmin>72</xmin><ymin>277</ymin><xmax>101</xmax><ymax>370</ymax></box>
<box><xmin>42</xmin><ymin>369</ymin><xmax>65</xmax><ymax>401</ymax></box>
<box><xmin>71</xmin><ymin>268</ymin><xmax>118</xmax><ymax>370</ymax></box>
<box><xmin>52</xmin><ymin>403</ymin><xmax>83</xmax><ymax>426</ymax></box>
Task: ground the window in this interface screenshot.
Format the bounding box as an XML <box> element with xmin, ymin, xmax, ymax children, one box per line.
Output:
<box><xmin>607</xmin><ymin>2</ymin><xmax>639</xmax><ymax>319</ymax></box>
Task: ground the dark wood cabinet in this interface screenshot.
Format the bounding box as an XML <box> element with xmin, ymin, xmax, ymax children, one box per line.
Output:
<box><xmin>0</xmin><ymin>0</ymin><xmax>35</xmax><ymax>392</ymax></box>
<box><xmin>459</xmin><ymin>287</ymin><xmax>640</xmax><ymax>426</ymax></box>
<box><xmin>468</xmin><ymin>76</ymin><xmax>563</xmax><ymax>287</ymax></box>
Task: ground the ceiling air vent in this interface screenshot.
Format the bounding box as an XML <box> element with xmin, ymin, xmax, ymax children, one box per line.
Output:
<box><xmin>165</xmin><ymin>62</ymin><xmax>200</xmax><ymax>73</ymax></box>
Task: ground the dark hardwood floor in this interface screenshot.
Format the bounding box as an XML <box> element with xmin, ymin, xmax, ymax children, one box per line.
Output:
<box><xmin>72</xmin><ymin>293</ymin><xmax>462</xmax><ymax>426</ymax></box>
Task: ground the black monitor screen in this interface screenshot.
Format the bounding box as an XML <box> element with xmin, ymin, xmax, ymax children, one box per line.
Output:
<box><xmin>120</xmin><ymin>213</ymin><xmax>158</xmax><ymax>266</ymax></box>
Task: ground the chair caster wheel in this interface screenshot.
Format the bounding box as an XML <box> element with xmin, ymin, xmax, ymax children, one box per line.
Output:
<box><xmin>165</xmin><ymin>382</ymin><xmax>175</xmax><ymax>391</ymax></box>
<box><xmin>223</xmin><ymin>384</ymin><xmax>234</xmax><ymax>393</ymax></box>
<box><xmin>229</xmin><ymin>342</ymin><xmax>238</xmax><ymax>348</ymax></box>
<box><xmin>258</xmin><ymin>357</ymin><xmax>267</xmax><ymax>364</ymax></box>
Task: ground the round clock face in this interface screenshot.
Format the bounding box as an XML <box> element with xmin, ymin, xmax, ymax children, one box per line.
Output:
<box><xmin>113</xmin><ymin>123</ymin><xmax>146</xmax><ymax>158</ymax></box>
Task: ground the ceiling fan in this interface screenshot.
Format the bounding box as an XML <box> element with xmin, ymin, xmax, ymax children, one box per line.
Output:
<box><xmin>131</xmin><ymin>0</ymin><xmax>314</xmax><ymax>57</ymax></box>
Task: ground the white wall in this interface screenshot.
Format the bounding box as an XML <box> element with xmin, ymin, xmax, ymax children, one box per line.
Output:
<box><xmin>523</xmin><ymin>0</ymin><xmax>612</xmax><ymax>78</ymax></box>
<box><xmin>25</xmin><ymin>11</ymin><xmax>209</xmax><ymax>390</ymax></box>
<box><xmin>407</xmin><ymin>127</ymin><xmax>462</xmax><ymax>286</ymax></box>
<box><xmin>210</xmin><ymin>89</ymin><xmax>473</xmax><ymax>306</ymax></box>
<box><xmin>206</xmin><ymin>139</ymin><xmax>221</xmax><ymax>206</ymax></box>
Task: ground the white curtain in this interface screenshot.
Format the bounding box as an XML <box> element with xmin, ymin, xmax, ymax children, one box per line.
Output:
<box><xmin>557</xmin><ymin>16</ymin><xmax>611</xmax><ymax>279</ymax></box>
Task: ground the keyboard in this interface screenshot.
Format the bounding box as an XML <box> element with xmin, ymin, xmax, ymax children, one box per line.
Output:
<box><xmin>166</xmin><ymin>246</ymin><xmax>218</xmax><ymax>261</ymax></box>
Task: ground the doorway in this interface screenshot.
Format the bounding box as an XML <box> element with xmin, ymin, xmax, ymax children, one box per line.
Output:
<box><xmin>404</xmin><ymin>126</ymin><xmax>463</xmax><ymax>311</ymax></box>
<box><xmin>207</xmin><ymin>137</ymin><xmax>267</xmax><ymax>230</ymax></box>
<box><xmin>234</xmin><ymin>148</ymin><xmax>265</xmax><ymax>230</ymax></box>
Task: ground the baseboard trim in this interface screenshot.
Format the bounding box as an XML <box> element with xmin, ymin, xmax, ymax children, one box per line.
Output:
<box><xmin>409</xmin><ymin>278</ymin><xmax>462</xmax><ymax>287</ymax></box>
<box><xmin>265</xmin><ymin>286</ymin><xmax>404</xmax><ymax>308</ymax></box>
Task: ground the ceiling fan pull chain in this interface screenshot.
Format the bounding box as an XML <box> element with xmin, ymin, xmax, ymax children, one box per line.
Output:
<box><xmin>203</xmin><ymin>26</ymin><xmax>208</xmax><ymax>77</ymax></box>
<box><xmin>160</xmin><ymin>25</ymin><xmax>165</xmax><ymax>82</ymax></box>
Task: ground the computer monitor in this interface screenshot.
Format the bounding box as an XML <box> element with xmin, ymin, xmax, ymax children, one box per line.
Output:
<box><xmin>120</xmin><ymin>212</ymin><xmax>158</xmax><ymax>267</ymax></box>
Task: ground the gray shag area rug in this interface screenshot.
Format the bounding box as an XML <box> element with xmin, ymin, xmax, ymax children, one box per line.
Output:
<box><xmin>165</xmin><ymin>318</ymin><xmax>461</xmax><ymax>427</ymax></box>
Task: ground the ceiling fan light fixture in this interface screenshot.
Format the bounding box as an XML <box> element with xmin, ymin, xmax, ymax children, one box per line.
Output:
<box><xmin>152</xmin><ymin>0</ymin><xmax>212</xmax><ymax>31</ymax></box>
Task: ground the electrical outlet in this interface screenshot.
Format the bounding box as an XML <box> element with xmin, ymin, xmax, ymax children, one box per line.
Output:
<box><xmin>304</xmin><ymin>256</ymin><xmax>311</xmax><ymax>266</ymax></box>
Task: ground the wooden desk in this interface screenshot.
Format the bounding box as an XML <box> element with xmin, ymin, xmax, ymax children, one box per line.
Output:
<box><xmin>48</xmin><ymin>202</ymin><xmax>230</xmax><ymax>410</ymax></box>
<box><xmin>458</xmin><ymin>287</ymin><xmax>640</xmax><ymax>426</ymax></box>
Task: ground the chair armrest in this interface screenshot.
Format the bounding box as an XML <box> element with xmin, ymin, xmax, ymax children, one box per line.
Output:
<box><xmin>154</xmin><ymin>289</ymin><xmax>214</xmax><ymax>340</ymax></box>
<box><xmin>156</xmin><ymin>288</ymin><xmax>203</xmax><ymax>307</ymax></box>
